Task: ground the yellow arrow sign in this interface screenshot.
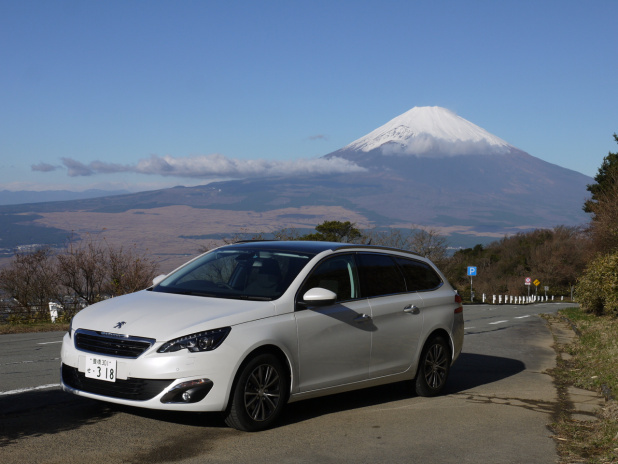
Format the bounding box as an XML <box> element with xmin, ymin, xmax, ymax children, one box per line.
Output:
<box><xmin>533</xmin><ymin>279</ymin><xmax>540</xmax><ymax>286</ymax></box>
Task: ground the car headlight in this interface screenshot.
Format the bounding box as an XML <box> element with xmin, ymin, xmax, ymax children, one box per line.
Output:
<box><xmin>157</xmin><ymin>327</ymin><xmax>231</xmax><ymax>353</ymax></box>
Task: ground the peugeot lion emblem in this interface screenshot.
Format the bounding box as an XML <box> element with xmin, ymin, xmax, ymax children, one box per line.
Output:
<box><xmin>113</xmin><ymin>321</ymin><xmax>126</xmax><ymax>329</ymax></box>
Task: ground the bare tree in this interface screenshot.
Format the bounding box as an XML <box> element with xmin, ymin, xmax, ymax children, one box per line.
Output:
<box><xmin>56</xmin><ymin>240</ymin><xmax>107</xmax><ymax>305</ymax></box>
<box><xmin>363</xmin><ymin>227</ymin><xmax>448</xmax><ymax>265</ymax></box>
<box><xmin>409</xmin><ymin>228</ymin><xmax>448</xmax><ymax>266</ymax></box>
<box><xmin>106</xmin><ymin>243</ymin><xmax>160</xmax><ymax>297</ymax></box>
<box><xmin>0</xmin><ymin>248</ymin><xmax>61</xmax><ymax>321</ymax></box>
<box><xmin>363</xmin><ymin>228</ymin><xmax>408</xmax><ymax>249</ymax></box>
<box><xmin>56</xmin><ymin>236</ymin><xmax>160</xmax><ymax>305</ymax></box>
<box><xmin>0</xmin><ymin>235</ymin><xmax>159</xmax><ymax>323</ymax></box>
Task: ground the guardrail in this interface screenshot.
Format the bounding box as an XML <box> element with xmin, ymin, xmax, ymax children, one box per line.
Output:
<box><xmin>0</xmin><ymin>301</ymin><xmax>85</xmax><ymax>324</ymax></box>
<box><xmin>479</xmin><ymin>294</ymin><xmax>569</xmax><ymax>304</ymax></box>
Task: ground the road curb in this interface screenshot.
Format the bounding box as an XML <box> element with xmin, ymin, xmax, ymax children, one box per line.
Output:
<box><xmin>546</xmin><ymin>316</ymin><xmax>606</xmax><ymax>422</ymax></box>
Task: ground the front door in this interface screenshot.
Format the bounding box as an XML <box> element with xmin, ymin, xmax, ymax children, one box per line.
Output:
<box><xmin>294</xmin><ymin>254</ymin><xmax>373</xmax><ymax>392</ymax></box>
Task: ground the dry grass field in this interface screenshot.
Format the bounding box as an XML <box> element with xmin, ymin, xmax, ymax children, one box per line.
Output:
<box><xmin>31</xmin><ymin>204</ymin><xmax>371</xmax><ymax>272</ymax></box>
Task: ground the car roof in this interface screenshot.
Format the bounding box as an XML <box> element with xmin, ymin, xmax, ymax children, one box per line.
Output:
<box><xmin>224</xmin><ymin>240</ymin><xmax>422</xmax><ymax>258</ymax></box>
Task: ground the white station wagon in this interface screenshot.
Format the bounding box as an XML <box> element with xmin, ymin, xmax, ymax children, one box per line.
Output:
<box><xmin>61</xmin><ymin>241</ymin><xmax>464</xmax><ymax>431</ymax></box>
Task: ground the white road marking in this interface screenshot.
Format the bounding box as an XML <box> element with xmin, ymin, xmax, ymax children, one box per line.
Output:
<box><xmin>489</xmin><ymin>320</ymin><xmax>508</xmax><ymax>325</ymax></box>
<box><xmin>0</xmin><ymin>384</ymin><xmax>61</xmax><ymax>396</ymax></box>
<box><xmin>3</xmin><ymin>357</ymin><xmax>59</xmax><ymax>366</ymax></box>
<box><xmin>37</xmin><ymin>341</ymin><xmax>63</xmax><ymax>345</ymax></box>
<box><xmin>514</xmin><ymin>315</ymin><xmax>531</xmax><ymax>319</ymax></box>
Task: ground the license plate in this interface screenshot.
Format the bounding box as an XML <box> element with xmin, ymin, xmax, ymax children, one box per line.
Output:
<box><xmin>85</xmin><ymin>355</ymin><xmax>117</xmax><ymax>382</ymax></box>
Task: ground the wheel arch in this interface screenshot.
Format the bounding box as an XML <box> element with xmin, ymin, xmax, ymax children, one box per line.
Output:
<box><xmin>225</xmin><ymin>344</ymin><xmax>293</xmax><ymax>410</ymax></box>
<box><xmin>421</xmin><ymin>328</ymin><xmax>455</xmax><ymax>364</ymax></box>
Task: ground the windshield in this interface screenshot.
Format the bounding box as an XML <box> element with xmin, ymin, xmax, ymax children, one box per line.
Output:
<box><xmin>152</xmin><ymin>247</ymin><xmax>315</xmax><ymax>301</ymax></box>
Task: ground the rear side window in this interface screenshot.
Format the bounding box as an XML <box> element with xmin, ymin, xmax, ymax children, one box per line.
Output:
<box><xmin>394</xmin><ymin>257</ymin><xmax>443</xmax><ymax>291</ymax></box>
<box><xmin>357</xmin><ymin>253</ymin><xmax>406</xmax><ymax>297</ymax></box>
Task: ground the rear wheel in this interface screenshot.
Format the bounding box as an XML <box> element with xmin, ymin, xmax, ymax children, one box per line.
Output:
<box><xmin>224</xmin><ymin>353</ymin><xmax>288</xmax><ymax>432</ymax></box>
<box><xmin>415</xmin><ymin>336</ymin><xmax>451</xmax><ymax>397</ymax></box>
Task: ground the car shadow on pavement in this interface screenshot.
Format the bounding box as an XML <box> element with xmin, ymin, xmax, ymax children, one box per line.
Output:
<box><xmin>446</xmin><ymin>352</ymin><xmax>525</xmax><ymax>393</ymax></box>
<box><xmin>281</xmin><ymin>352</ymin><xmax>524</xmax><ymax>427</ymax></box>
<box><xmin>0</xmin><ymin>389</ymin><xmax>114</xmax><ymax>447</ymax></box>
<box><xmin>107</xmin><ymin>403</ymin><xmax>227</xmax><ymax>428</ymax></box>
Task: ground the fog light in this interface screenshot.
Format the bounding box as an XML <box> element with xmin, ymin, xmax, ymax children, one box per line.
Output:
<box><xmin>160</xmin><ymin>378</ymin><xmax>214</xmax><ymax>404</ymax></box>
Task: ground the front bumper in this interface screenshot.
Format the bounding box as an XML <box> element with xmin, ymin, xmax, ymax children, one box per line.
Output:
<box><xmin>61</xmin><ymin>364</ymin><xmax>214</xmax><ymax>404</ymax></box>
<box><xmin>60</xmin><ymin>332</ymin><xmax>234</xmax><ymax>412</ymax></box>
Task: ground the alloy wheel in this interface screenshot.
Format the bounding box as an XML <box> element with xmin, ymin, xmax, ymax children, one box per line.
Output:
<box><xmin>243</xmin><ymin>363</ymin><xmax>282</xmax><ymax>422</ymax></box>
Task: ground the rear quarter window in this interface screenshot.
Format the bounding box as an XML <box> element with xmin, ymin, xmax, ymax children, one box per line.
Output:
<box><xmin>394</xmin><ymin>257</ymin><xmax>443</xmax><ymax>291</ymax></box>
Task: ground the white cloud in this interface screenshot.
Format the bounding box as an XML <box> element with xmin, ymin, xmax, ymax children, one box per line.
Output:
<box><xmin>380</xmin><ymin>134</ymin><xmax>511</xmax><ymax>157</ymax></box>
<box><xmin>58</xmin><ymin>153</ymin><xmax>366</xmax><ymax>178</ymax></box>
<box><xmin>61</xmin><ymin>157</ymin><xmax>95</xmax><ymax>176</ymax></box>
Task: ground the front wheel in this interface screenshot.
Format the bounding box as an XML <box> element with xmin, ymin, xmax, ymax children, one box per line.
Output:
<box><xmin>224</xmin><ymin>353</ymin><xmax>288</xmax><ymax>432</ymax></box>
<box><xmin>415</xmin><ymin>336</ymin><xmax>451</xmax><ymax>397</ymax></box>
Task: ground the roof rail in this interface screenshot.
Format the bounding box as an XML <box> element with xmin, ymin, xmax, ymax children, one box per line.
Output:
<box><xmin>232</xmin><ymin>239</ymin><xmax>279</xmax><ymax>244</ymax></box>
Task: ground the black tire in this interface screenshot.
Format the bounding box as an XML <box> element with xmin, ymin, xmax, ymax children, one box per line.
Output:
<box><xmin>224</xmin><ymin>353</ymin><xmax>288</xmax><ymax>432</ymax></box>
<box><xmin>415</xmin><ymin>336</ymin><xmax>451</xmax><ymax>397</ymax></box>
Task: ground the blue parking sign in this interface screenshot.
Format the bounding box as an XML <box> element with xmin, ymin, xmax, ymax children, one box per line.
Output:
<box><xmin>467</xmin><ymin>266</ymin><xmax>477</xmax><ymax>276</ymax></box>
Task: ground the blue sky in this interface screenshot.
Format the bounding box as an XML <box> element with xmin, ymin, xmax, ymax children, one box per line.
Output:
<box><xmin>1</xmin><ymin>0</ymin><xmax>616</xmax><ymax>192</ymax></box>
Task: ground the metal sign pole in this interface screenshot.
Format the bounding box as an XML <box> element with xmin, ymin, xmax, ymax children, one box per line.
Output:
<box><xmin>467</xmin><ymin>266</ymin><xmax>477</xmax><ymax>303</ymax></box>
<box><xmin>470</xmin><ymin>276</ymin><xmax>473</xmax><ymax>303</ymax></box>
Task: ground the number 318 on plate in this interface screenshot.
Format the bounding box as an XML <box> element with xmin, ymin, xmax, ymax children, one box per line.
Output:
<box><xmin>85</xmin><ymin>355</ymin><xmax>117</xmax><ymax>382</ymax></box>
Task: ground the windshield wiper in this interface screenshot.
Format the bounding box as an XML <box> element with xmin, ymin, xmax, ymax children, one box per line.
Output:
<box><xmin>217</xmin><ymin>294</ymin><xmax>273</xmax><ymax>301</ymax></box>
<box><xmin>154</xmin><ymin>287</ymin><xmax>218</xmax><ymax>297</ymax></box>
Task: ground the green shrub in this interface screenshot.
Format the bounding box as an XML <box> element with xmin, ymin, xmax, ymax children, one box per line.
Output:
<box><xmin>575</xmin><ymin>252</ymin><xmax>618</xmax><ymax>315</ymax></box>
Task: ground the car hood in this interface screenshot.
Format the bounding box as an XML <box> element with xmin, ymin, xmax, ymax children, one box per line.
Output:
<box><xmin>71</xmin><ymin>290</ymin><xmax>277</xmax><ymax>341</ymax></box>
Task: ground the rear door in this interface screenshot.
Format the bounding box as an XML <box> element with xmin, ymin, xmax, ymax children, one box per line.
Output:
<box><xmin>357</xmin><ymin>253</ymin><xmax>425</xmax><ymax>377</ymax></box>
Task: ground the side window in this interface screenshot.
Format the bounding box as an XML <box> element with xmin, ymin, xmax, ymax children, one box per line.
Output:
<box><xmin>395</xmin><ymin>257</ymin><xmax>443</xmax><ymax>291</ymax></box>
<box><xmin>299</xmin><ymin>255</ymin><xmax>358</xmax><ymax>303</ymax></box>
<box><xmin>357</xmin><ymin>253</ymin><xmax>406</xmax><ymax>298</ymax></box>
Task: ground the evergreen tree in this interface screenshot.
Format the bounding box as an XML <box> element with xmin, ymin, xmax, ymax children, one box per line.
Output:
<box><xmin>584</xmin><ymin>133</ymin><xmax>618</xmax><ymax>213</ymax></box>
<box><xmin>301</xmin><ymin>221</ymin><xmax>363</xmax><ymax>243</ymax></box>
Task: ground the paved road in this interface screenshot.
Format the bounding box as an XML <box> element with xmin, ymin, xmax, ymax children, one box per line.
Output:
<box><xmin>0</xmin><ymin>303</ymin><xmax>575</xmax><ymax>463</ymax></box>
<box><xmin>0</xmin><ymin>331</ymin><xmax>63</xmax><ymax>393</ymax></box>
<box><xmin>464</xmin><ymin>301</ymin><xmax>572</xmax><ymax>333</ymax></box>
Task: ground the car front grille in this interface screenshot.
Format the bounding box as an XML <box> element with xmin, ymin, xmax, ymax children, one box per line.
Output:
<box><xmin>62</xmin><ymin>364</ymin><xmax>174</xmax><ymax>401</ymax></box>
<box><xmin>74</xmin><ymin>329</ymin><xmax>155</xmax><ymax>358</ymax></box>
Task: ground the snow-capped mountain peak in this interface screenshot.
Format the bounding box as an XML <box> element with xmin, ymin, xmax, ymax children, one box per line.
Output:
<box><xmin>343</xmin><ymin>106</ymin><xmax>514</xmax><ymax>156</ymax></box>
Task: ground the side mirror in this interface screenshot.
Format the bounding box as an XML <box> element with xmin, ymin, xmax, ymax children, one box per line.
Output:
<box><xmin>302</xmin><ymin>287</ymin><xmax>337</xmax><ymax>306</ymax></box>
<box><xmin>152</xmin><ymin>274</ymin><xmax>167</xmax><ymax>286</ymax></box>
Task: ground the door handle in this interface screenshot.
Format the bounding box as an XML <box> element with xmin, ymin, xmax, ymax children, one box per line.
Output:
<box><xmin>354</xmin><ymin>313</ymin><xmax>372</xmax><ymax>323</ymax></box>
<box><xmin>403</xmin><ymin>305</ymin><xmax>420</xmax><ymax>315</ymax></box>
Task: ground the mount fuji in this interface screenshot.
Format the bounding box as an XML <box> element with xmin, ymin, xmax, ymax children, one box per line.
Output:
<box><xmin>312</xmin><ymin>106</ymin><xmax>591</xmax><ymax>232</ymax></box>
<box><xmin>334</xmin><ymin>106</ymin><xmax>512</xmax><ymax>157</ymax></box>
